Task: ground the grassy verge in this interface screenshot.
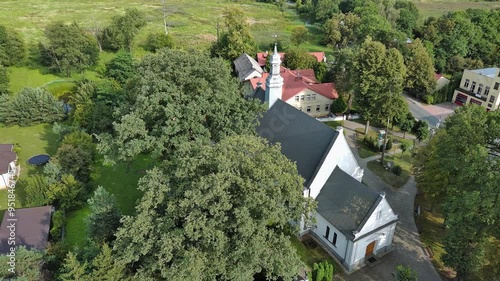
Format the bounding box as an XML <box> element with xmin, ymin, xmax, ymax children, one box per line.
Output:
<box><xmin>354</xmin><ymin>127</ymin><xmax>379</xmax><ymax>159</ymax></box>
<box><xmin>414</xmin><ymin>194</ymin><xmax>453</xmax><ymax>280</ymax></box>
<box><xmin>366</xmin><ymin>152</ymin><xmax>412</xmax><ymax>188</ymax></box>
<box><xmin>416</xmin><ymin>193</ymin><xmax>500</xmax><ymax>280</ymax></box>
<box><xmin>291</xmin><ymin>235</ymin><xmax>338</xmax><ymax>271</ymax></box>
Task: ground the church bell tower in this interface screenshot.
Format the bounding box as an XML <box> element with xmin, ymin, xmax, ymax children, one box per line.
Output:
<box><xmin>265</xmin><ymin>44</ymin><xmax>284</xmax><ymax>108</ymax></box>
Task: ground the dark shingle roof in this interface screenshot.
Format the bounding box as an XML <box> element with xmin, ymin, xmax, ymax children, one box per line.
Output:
<box><xmin>0</xmin><ymin>206</ymin><xmax>52</xmax><ymax>254</ymax></box>
<box><xmin>256</xmin><ymin>100</ymin><xmax>338</xmax><ymax>186</ymax></box>
<box><xmin>233</xmin><ymin>53</ymin><xmax>263</xmax><ymax>82</ymax></box>
<box><xmin>316</xmin><ymin>167</ymin><xmax>381</xmax><ymax>240</ymax></box>
<box><xmin>0</xmin><ymin>144</ymin><xmax>16</xmax><ymax>174</ymax></box>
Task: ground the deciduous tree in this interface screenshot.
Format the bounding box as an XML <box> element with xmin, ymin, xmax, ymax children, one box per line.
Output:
<box><xmin>98</xmin><ymin>49</ymin><xmax>264</xmax><ymax>163</ymax></box>
<box><xmin>113</xmin><ymin>135</ymin><xmax>315</xmax><ymax>280</ymax></box>
<box><xmin>403</xmin><ymin>39</ymin><xmax>436</xmax><ymax>100</ymax></box>
<box><xmin>210</xmin><ymin>7</ymin><xmax>256</xmax><ymax>61</ymax></box>
<box><xmin>0</xmin><ymin>25</ymin><xmax>25</xmax><ymax>66</ymax></box>
<box><xmin>291</xmin><ymin>26</ymin><xmax>310</xmax><ymax>46</ymax></box>
<box><xmin>39</xmin><ymin>22</ymin><xmax>99</xmax><ymax>76</ymax></box>
<box><xmin>283</xmin><ymin>47</ymin><xmax>317</xmax><ymax>70</ymax></box>
<box><xmin>102</xmin><ymin>8</ymin><xmax>146</xmax><ymax>52</ymax></box>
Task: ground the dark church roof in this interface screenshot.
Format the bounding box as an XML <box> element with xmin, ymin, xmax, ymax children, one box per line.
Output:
<box><xmin>0</xmin><ymin>206</ymin><xmax>53</xmax><ymax>254</ymax></box>
<box><xmin>256</xmin><ymin>99</ymin><xmax>338</xmax><ymax>187</ymax></box>
<box><xmin>316</xmin><ymin>167</ymin><xmax>382</xmax><ymax>241</ymax></box>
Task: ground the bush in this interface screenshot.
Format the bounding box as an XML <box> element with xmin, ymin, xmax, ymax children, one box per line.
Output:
<box><xmin>330</xmin><ymin>96</ymin><xmax>348</xmax><ymax>114</ymax></box>
<box><xmin>392</xmin><ymin>165</ymin><xmax>403</xmax><ymax>176</ymax></box>
<box><xmin>50</xmin><ymin>210</ymin><xmax>65</xmax><ymax>241</ymax></box>
<box><xmin>308</xmin><ymin>261</ymin><xmax>335</xmax><ymax>281</ymax></box>
<box><xmin>144</xmin><ymin>32</ymin><xmax>174</xmax><ymax>53</ymax></box>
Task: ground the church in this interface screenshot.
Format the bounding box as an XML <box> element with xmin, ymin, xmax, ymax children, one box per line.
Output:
<box><xmin>233</xmin><ymin>46</ymin><xmax>338</xmax><ymax>118</ymax></box>
<box><xmin>256</xmin><ymin>46</ymin><xmax>399</xmax><ymax>273</ymax></box>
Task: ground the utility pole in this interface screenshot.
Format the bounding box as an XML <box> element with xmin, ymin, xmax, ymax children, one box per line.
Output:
<box><xmin>381</xmin><ymin>115</ymin><xmax>390</xmax><ymax>166</ymax></box>
<box><xmin>161</xmin><ymin>0</ymin><xmax>168</xmax><ymax>35</ymax></box>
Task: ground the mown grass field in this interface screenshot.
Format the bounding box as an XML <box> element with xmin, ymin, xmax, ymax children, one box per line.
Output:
<box><xmin>410</xmin><ymin>0</ymin><xmax>500</xmax><ymax>19</ymax></box>
<box><xmin>0</xmin><ymin>0</ymin><xmax>310</xmax><ymax>51</ymax></box>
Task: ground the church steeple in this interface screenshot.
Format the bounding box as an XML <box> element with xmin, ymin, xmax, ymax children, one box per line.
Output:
<box><xmin>265</xmin><ymin>44</ymin><xmax>284</xmax><ymax>109</ymax></box>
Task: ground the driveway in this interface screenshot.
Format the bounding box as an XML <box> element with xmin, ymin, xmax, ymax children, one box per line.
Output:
<box><xmin>333</xmin><ymin>123</ymin><xmax>442</xmax><ymax>281</ymax></box>
<box><xmin>404</xmin><ymin>94</ymin><xmax>457</xmax><ymax>128</ymax></box>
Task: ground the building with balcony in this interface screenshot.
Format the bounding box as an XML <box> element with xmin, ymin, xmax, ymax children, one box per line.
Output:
<box><xmin>452</xmin><ymin>67</ymin><xmax>500</xmax><ymax>111</ymax></box>
<box><xmin>0</xmin><ymin>144</ymin><xmax>18</xmax><ymax>189</ymax></box>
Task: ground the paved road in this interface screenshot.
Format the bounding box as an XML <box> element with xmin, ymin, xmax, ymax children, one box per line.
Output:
<box><xmin>404</xmin><ymin>94</ymin><xmax>456</xmax><ymax>129</ymax></box>
<box><xmin>333</xmin><ymin>123</ymin><xmax>442</xmax><ymax>281</ymax></box>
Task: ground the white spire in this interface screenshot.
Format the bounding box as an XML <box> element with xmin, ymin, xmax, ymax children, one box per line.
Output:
<box><xmin>265</xmin><ymin>44</ymin><xmax>284</xmax><ymax>109</ymax></box>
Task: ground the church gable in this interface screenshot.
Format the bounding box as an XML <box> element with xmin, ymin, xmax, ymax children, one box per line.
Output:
<box><xmin>354</xmin><ymin>196</ymin><xmax>398</xmax><ymax>240</ymax></box>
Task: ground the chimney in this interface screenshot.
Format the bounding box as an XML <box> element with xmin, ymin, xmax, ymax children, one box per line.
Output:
<box><xmin>295</xmin><ymin>71</ymin><xmax>302</xmax><ymax>81</ymax></box>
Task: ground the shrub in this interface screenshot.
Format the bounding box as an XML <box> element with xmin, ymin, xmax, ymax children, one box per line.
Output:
<box><xmin>392</xmin><ymin>165</ymin><xmax>403</xmax><ymax>176</ymax></box>
<box><xmin>308</xmin><ymin>261</ymin><xmax>335</xmax><ymax>281</ymax></box>
<box><xmin>330</xmin><ymin>96</ymin><xmax>348</xmax><ymax>114</ymax></box>
<box><xmin>144</xmin><ymin>32</ymin><xmax>174</xmax><ymax>53</ymax></box>
<box><xmin>50</xmin><ymin>210</ymin><xmax>65</xmax><ymax>241</ymax></box>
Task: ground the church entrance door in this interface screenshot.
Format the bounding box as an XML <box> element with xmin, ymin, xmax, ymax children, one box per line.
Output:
<box><xmin>365</xmin><ymin>241</ymin><xmax>376</xmax><ymax>257</ymax></box>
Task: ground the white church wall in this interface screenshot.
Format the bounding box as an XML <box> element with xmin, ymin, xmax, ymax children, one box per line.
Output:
<box><xmin>312</xmin><ymin>213</ymin><xmax>349</xmax><ymax>260</ymax></box>
<box><xmin>308</xmin><ymin>130</ymin><xmax>362</xmax><ymax>199</ymax></box>
<box><xmin>349</xmin><ymin>223</ymin><xmax>397</xmax><ymax>266</ymax></box>
<box><xmin>355</xmin><ymin>197</ymin><xmax>398</xmax><ymax>239</ymax></box>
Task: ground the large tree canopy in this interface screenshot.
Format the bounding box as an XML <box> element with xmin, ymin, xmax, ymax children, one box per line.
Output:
<box><xmin>0</xmin><ymin>25</ymin><xmax>25</xmax><ymax>66</ymax></box>
<box><xmin>98</xmin><ymin>49</ymin><xmax>264</xmax><ymax>163</ymax></box>
<box><xmin>102</xmin><ymin>8</ymin><xmax>146</xmax><ymax>52</ymax></box>
<box><xmin>39</xmin><ymin>22</ymin><xmax>99</xmax><ymax>76</ymax></box>
<box><xmin>353</xmin><ymin>37</ymin><xmax>408</xmax><ymax>128</ymax></box>
<box><xmin>113</xmin><ymin>135</ymin><xmax>315</xmax><ymax>280</ymax></box>
<box><xmin>403</xmin><ymin>38</ymin><xmax>436</xmax><ymax>101</ymax></box>
<box><xmin>415</xmin><ymin>105</ymin><xmax>500</xmax><ymax>280</ymax></box>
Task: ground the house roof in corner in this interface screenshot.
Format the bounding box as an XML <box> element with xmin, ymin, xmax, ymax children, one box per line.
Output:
<box><xmin>316</xmin><ymin>167</ymin><xmax>381</xmax><ymax>240</ymax></box>
<box><xmin>0</xmin><ymin>206</ymin><xmax>53</xmax><ymax>254</ymax></box>
<box><xmin>256</xmin><ymin>100</ymin><xmax>338</xmax><ymax>186</ymax></box>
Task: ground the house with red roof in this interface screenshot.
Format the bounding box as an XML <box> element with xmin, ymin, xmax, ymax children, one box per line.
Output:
<box><xmin>247</xmin><ymin>46</ymin><xmax>337</xmax><ymax>118</ymax></box>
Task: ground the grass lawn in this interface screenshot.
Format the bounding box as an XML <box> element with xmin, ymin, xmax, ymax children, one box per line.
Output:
<box><xmin>291</xmin><ymin>235</ymin><xmax>338</xmax><ymax>271</ymax></box>
<box><xmin>411</xmin><ymin>0</ymin><xmax>500</xmax><ymax>19</ymax></box>
<box><xmin>354</xmin><ymin>127</ymin><xmax>379</xmax><ymax>159</ymax></box>
<box><xmin>91</xmin><ymin>154</ymin><xmax>153</xmax><ymax>215</ymax></box>
<box><xmin>324</xmin><ymin>120</ymin><xmax>343</xmax><ymax>129</ymax></box>
<box><xmin>64</xmin><ymin>154</ymin><xmax>154</xmax><ymax>247</ymax></box>
<box><xmin>7</xmin><ymin>66</ymin><xmax>61</xmax><ymax>94</ymax></box>
<box><xmin>0</xmin><ymin>0</ymin><xmax>310</xmax><ymax>52</ymax></box>
<box><xmin>0</xmin><ymin>124</ymin><xmax>58</xmax><ymax>226</ymax></box>
<box><xmin>65</xmin><ymin>206</ymin><xmax>90</xmax><ymax>247</ymax></box>
<box><xmin>366</xmin><ymin>152</ymin><xmax>412</xmax><ymax>188</ymax></box>
<box><xmin>414</xmin><ymin>194</ymin><xmax>453</xmax><ymax>280</ymax></box>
